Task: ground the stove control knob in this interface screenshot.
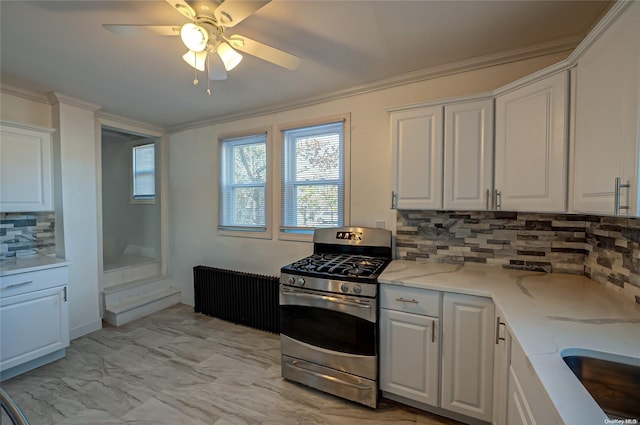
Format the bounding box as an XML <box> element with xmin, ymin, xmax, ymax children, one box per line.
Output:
<box><xmin>287</xmin><ymin>277</ymin><xmax>295</xmax><ymax>285</ymax></box>
<box><xmin>340</xmin><ymin>283</ymin><xmax>349</xmax><ymax>293</ymax></box>
<box><xmin>353</xmin><ymin>284</ymin><xmax>362</xmax><ymax>294</ymax></box>
<box><xmin>296</xmin><ymin>278</ymin><xmax>305</xmax><ymax>286</ymax></box>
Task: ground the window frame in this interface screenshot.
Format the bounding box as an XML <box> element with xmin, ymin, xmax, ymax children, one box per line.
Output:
<box><xmin>277</xmin><ymin>114</ymin><xmax>351</xmax><ymax>242</ymax></box>
<box><xmin>218</xmin><ymin>128</ymin><xmax>272</xmax><ymax>239</ymax></box>
<box><xmin>130</xmin><ymin>142</ymin><xmax>156</xmax><ymax>205</ymax></box>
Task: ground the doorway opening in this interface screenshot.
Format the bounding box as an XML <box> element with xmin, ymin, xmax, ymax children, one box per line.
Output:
<box><xmin>101</xmin><ymin>127</ymin><xmax>161</xmax><ymax>287</ymax></box>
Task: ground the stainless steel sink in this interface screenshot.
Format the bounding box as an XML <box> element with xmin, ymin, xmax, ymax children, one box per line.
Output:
<box><xmin>563</xmin><ymin>353</ymin><xmax>640</xmax><ymax>419</ymax></box>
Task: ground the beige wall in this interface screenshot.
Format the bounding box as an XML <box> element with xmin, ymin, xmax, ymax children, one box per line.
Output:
<box><xmin>168</xmin><ymin>52</ymin><xmax>568</xmax><ymax>305</ymax></box>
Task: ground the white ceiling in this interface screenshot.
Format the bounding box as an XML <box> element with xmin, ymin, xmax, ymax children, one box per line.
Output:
<box><xmin>0</xmin><ymin>0</ymin><xmax>612</xmax><ymax>129</ymax></box>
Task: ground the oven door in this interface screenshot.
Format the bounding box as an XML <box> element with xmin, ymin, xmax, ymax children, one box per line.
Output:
<box><xmin>279</xmin><ymin>284</ymin><xmax>377</xmax><ymax>357</ymax></box>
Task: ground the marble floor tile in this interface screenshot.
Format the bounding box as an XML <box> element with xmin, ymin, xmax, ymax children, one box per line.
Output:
<box><xmin>1</xmin><ymin>304</ymin><xmax>464</xmax><ymax>425</ymax></box>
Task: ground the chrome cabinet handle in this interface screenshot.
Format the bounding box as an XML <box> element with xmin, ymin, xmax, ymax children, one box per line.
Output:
<box><xmin>395</xmin><ymin>297</ymin><xmax>419</xmax><ymax>304</ymax></box>
<box><xmin>486</xmin><ymin>188</ymin><xmax>490</xmax><ymax>210</ymax></box>
<box><xmin>6</xmin><ymin>280</ymin><xmax>33</xmax><ymax>289</ymax></box>
<box><xmin>495</xmin><ymin>316</ymin><xmax>506</xmax><ymax>345</ymax></box>
<box><xmin>614</xmin><ymin>177</ymin><xmax>630</xmax><ymax>216</ymax></box>
<box><xmin>391</xmin><ymin>191</ymin><xmax>396</xmax><ymax>209</ymax></box>
<box><xmin>431</xmin><ymin>322</ymin><xmax>436</xmax><ymax>343</ymax></box>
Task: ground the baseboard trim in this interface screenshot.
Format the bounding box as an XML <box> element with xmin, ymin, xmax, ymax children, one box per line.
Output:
<box><xmin>69</xmin><ymin>319</ymin><xmax>103</xmax><ymax>340</ymax></box>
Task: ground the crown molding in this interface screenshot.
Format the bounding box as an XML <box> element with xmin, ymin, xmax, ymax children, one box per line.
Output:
<box><xmin>96</xmin><ymin>111</ymin><xmax>164</xmax><ymax>137</ymax></box>
<box><xmin>0</xmin><ymin>83</ymin><xmax>50</xmax><ymax>104</ymax></box>
<box><xmin>46</xmin><ymin>92</ymin><xmax>101</xmax><ymax>112</ymax></box>
<box><xmin>167</xmin><ymin>35</ymin><xmax>579</xmax><ymax>133</ymax></box>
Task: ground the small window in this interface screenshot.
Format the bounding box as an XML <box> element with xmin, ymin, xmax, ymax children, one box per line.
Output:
<box><xmin>132</xmin><ymin>143</ymin><xmax>155</xmax><ymax>203</ymax></box>
<box><xmin>219</xmin><ymin>133</ymin><xmax>268</xmax><ymax>233</ymax></box>
<box><xmin>281</xmin><ymin>118</ymin><xmax>348</xmax><ymax>235</ymax></box>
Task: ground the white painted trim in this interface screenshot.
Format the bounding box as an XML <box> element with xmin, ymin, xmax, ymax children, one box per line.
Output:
<box><xmin>97</xmin><ymin>111</ymin><xmax>164</xmax><ymax>136</ymax></box>
<box><xmin>46</xmin><ymin>92</ymin><xmax>101</xmax><ymax>112</ymax></box>
<box><xmin>0</xmin><ymin>119</ymin><xmax>55</xmax><ymax>134</ymax></box>
<box><xmin>69</xmin><ymin>319</ymin><xmax>102</xmax><ymax>340</ymax></box>
<box><xmin>0</xmin><ymin>83</ymin><xmax>50</xmax><ymax>104</ymax></box>
<box><xmin>386</xmin><ymin>92</ymin><xmax>494</xmax><ymax>114</ymax></box>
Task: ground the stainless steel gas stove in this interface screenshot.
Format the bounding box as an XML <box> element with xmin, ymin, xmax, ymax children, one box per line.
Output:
<box><xmin>279</xmin><ymin>226</ymin><xmax>392</xmax><ymax>408</ymax></box>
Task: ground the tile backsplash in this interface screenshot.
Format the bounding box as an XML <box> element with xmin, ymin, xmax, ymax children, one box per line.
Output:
<box><xmin>0</xmin><ymin>212</ymin><xmax>56</xmax><ymax>259</ymax></box>
<box><xmin>396</xmin><ymin>210</ymin><xmax>640</xmax><ymax>304</ymax></box>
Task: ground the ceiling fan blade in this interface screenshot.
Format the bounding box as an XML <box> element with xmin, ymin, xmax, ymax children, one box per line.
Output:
<box><xmin>103</xmin><ymin>24</ymin><xmax>180</xmax><ymax>36</ymax></box>
<box><xmin>166</xmin><ymin>0</ymin><xmax>196</xmax><ymax>20</ymax></box>
<box><xmin>225</xmin><ymin>34</ymin><xmax>301</xmax><ymax>71</ymax></box>
<box><xmin>208</xmin><ymin>53</ymin><xmax>228</xmax><ymax>80</ymax></box>
<box><xmin>214</xmin><ymin>0</ymin><xmax>270</xmax><ymax>27</ymax></box>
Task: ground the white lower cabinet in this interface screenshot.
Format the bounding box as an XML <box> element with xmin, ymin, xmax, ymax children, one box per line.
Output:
<box><xmin>0</xmin><ymin>265</ymin><xmax>69</xmax><ymax>379</ymax></box>
<box><xmin>441</xmin><ymin>293</ymin><xmax>495</xmax><ymax>422</ymax></box>
<box><xmin>380</xmin><ymin>285</ymin><xmax>495</xmax><ymax>423</ymax></box>
<box><xmin>492</xmin><ymin>308</ymin><xmax>511</xmax><ymax>425</ymax></box>
<box><xmin>507</xmin><ymin>340</ymin><xmax>562</xmax><ymax>425</ymax></box>
<box><xmin>380</xmin><ymin>309</ymin><xmax>439</xmax><ymax>406</ymax></box>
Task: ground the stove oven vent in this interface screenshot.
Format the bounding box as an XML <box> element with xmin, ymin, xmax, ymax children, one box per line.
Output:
<box><xmin>193</xmin><ymin>266</ymin><xmax>280</xmax><ymax>334</ymax></box>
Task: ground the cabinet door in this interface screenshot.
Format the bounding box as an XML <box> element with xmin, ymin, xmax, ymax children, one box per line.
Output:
<box><xmin>0</xmin><ymin>121</ymin><xmax>54</xmax><ymax>212</ymax></box>
<box><xmin>571</xmin><ymin>2</ymin><xmax>640</xmax><ymax>215</ymax></box>
<box><xmin>391</xmin><ymin>106</ymin><xmax>443</xmax><ymax>209</ymax></box>
<box><xmin>492</xmin><ymin>309</ymin><xmax>511</xmax><ymax>425</ymax></box>
<box><xmin>444</xmin><ymin>99</ymin><xmax>494</xmax><ymax>210</ymax></box>
<box><xmin>507</xmin><ymin>341</ymin><xmax>562</xmax><ymax>425</ymax></box>
<box><xmin>0</xmin><ymin>286</ymin><xmax>69</xmax><ymax>371</ymax></box>
<box><xmin>441</xmin><ymin>293</ymin><xmax>495</xmax><ymax>422</ymax></box>
<box><xmin>495</xmin><ymin>72</ymin><xmax>568</xmax><ymax>212</ymax></box>
<box><xmin>380</xmin><ymin>308</ymin><xmax>439</xmax><ymax>406</ymax></box>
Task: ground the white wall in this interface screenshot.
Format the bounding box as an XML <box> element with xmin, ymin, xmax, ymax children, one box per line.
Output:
<box><xmin>168</xmin><ymin>53</ymin><xmax>568</xmax><ymax>305</ymax></box>
<box><xmin>49</xmin><ymin>95</ymin><xmax>102</xmax><ymax>339</ymax></box>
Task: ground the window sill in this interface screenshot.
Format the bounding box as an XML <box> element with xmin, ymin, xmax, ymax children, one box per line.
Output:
<box><xmin>218</xmin><ymin>228</ymin><xmax>272</xmax><ymax>240</ymax></box>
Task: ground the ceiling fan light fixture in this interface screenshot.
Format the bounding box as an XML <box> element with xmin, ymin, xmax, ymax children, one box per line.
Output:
<box><xmin>217</xmin><ymin>41</ymin><xmax>243</xmax><ymax>71</ymax></box>
<box><xmin>180</xmin><ymin>23</ymin><xmax>208</xmax><ymax>52</ymax></box>
<box><xmin>182</xmin><ymin>49</ymin><xmax>207</xmax><ymax>71</ymax></box>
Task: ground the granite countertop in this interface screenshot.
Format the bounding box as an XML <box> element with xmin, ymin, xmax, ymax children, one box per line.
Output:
<box><xmin>0</xmin><ymin>255</ymin><xmax>70</xmax><ymax>277</ymax></box>
<box><xmin>379</xmin><ymin>260</ymin><xmax>640</xmax><ymax>425</ymax></box>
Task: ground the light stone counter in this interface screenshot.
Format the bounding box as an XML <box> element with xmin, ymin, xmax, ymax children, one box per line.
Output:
<box><xmin>379</xmin><ymin>260</ymin><xmax>640</xmax><ymax>425</ymax></box>
<box><xmin>0</xmin><ymin>255</ymin><xmax>70</xmax><ymax>277</ymax></box>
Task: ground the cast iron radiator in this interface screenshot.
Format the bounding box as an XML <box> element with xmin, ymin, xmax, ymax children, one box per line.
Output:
<box><xmin>193</xmin><ymin>265</ymin><xmax>280</xmax><ymax>334</ymax></box>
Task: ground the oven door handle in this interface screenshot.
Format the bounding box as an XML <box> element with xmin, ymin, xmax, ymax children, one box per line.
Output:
<box><xmin>288</xmin><ymin>360</ymin><xmax>372</xmax><ymax>391</ymax></box>
<box><xmin>281</xmin><ymin>288</ymin><xmax>372</xmax><ymax>309</ymax></box>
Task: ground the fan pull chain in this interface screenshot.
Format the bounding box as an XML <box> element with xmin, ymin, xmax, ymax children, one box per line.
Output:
<box><xmin>206</xmin><ymin>51</ymin><xmax>212</xmax><ymax>95</ymax></box>
<box><xmin>193</xmin><ymin>51</ymin><xmax>199</xmax><ymax>85</ymax></box>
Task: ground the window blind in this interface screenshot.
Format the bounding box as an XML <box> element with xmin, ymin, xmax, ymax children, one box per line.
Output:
<box><xmin>132</xmin><ymin>143</ymin><xmax>155</xmax><ymax>199</ymax></box>
<box><xmin>281</xmin><ymin>119</ymin><xmax>347</xmax><ymax>233</ymax></box>
<box><xmin>219</xmin><ymin>133</ymin><xmax>267</xmax><ymax>231</ymax></box>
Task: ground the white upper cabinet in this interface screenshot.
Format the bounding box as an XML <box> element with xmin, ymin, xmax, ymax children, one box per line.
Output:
<box><xmin>0</xmin><ymin>121</ymin><xmax>55</xmax><ymax>212</ymax></box>
<box><xmin>391</xmin><ymin>105</ymin><xmax>443</xmax><ymax>210</ymax></box>
<box><xmin>494</xmin><ymin>72</ymin><xmax>568</xmax><ymax>212</ymax></box>
<box><xmin>444</xmin><ymin>99</ymin><xmax>494</xmax><ymax>210</ymax></box>
<box><xmin>571</xmin><ymin>1</ymin><xmax>640</xmax><ymax>216</ymax></box>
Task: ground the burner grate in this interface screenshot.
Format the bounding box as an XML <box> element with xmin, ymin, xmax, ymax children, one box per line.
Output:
<box><xmin>287</xmin><ymin>253</ymin><xmax>388</xmax><ymax>279</ymax></box>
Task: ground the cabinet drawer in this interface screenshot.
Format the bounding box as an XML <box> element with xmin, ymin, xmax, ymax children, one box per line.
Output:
<box><xmin>0</xmin><ymin>266</ymin><xmax>68</xmax><ymax>298</ymax></box>
<box><xmin>380</xmin><ymin>285</ymin><xmax>440</xmax><ymax>316</ymax></box>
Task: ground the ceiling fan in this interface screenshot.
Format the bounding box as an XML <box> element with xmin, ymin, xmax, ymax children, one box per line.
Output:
<box><xmin>104</xmin><ymin>0</ymin><xmax>301</xmax><ymax>93</ymax></box>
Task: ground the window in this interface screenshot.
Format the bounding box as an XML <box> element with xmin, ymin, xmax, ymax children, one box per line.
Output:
<box><xmin>219</xmin><ymin>133</ymin><xmax>268</xmax><ymax>232</ymax></box>
<box><xmin>132</xmin><ymin>143</ymin><xmax>155</xmax><ymax>202</ymax></box>
<box><xmin>281</xmin><ymin>118</ymin><xmax>349</xmax><ymax>234</ymax></box>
